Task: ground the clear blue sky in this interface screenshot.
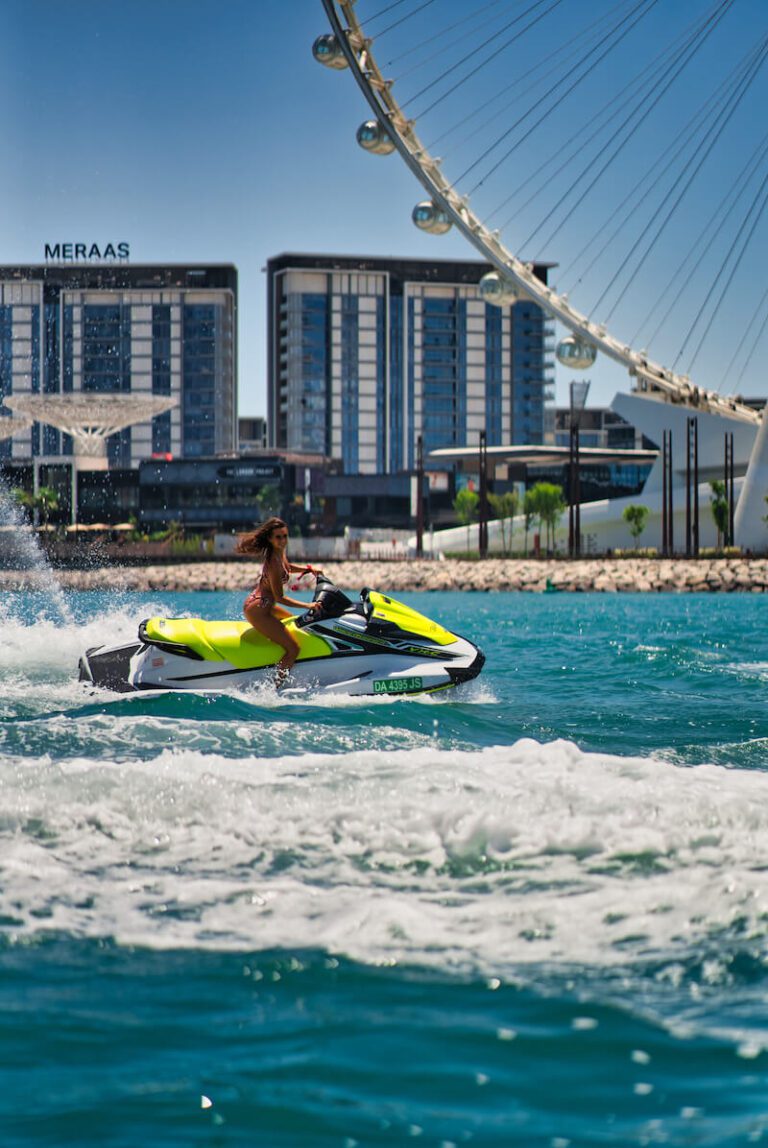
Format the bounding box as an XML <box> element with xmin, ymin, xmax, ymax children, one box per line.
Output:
<box><xmin>2</xmin><ymin>0</ymin><xmax>766</xmax><ymax>418</ymax></box>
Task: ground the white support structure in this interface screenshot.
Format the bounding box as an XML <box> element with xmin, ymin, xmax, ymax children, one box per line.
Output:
<box><xmin>6</xmin><ymin>394</ymin><xmax>177</xmax><ymax>470</ymax></box>
<box><xmin>734</xmin><ymin>407</ymin><xmax>768</xmax><ymax>552</ymax></box>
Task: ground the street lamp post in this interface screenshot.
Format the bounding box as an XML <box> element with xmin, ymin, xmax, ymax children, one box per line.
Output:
<box><xmin>568</xmin><ymin>380</ymin><xmax>590</xmax><ymax>557</ymax></box>
<box><xmin>724</xmin><ymin>431</ymin><xmax>734</xmax><ymax>547</ymax></box>
<box><xmin>415</xmin><ymin>434</ymin><xmax>424</xmax><ymax>558</ymax></box>
<box><xmin>685</xmin><ymin>416</ymin><xmax>699</xmax><ymax>558</ymax></box>
<box><xmin>478</xmin><ymin>429</ymin><xmax>488</xmax><ymax>559</ymax></box>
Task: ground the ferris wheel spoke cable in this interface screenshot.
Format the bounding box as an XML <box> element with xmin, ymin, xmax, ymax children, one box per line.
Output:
<box><xmin>460</xmin><ymin>0</ymin><xmax>659</xmax><ymax>197</ymax></box>
<box><xmin>636</xmin><ymin>129</ymin><xmax>768</xmax><ymax>349</ymax></box>
<box><xmin>425</xmin><ymin>0</ymin><xmax>638</xmax><ymax>156</ymax></box>
<box><xmin>401</xmin><ymin>0</ymin><xmax>560</xmax><ymax>119</ymax></box>
<box><xmin>590</xmin><ymin>36</ymin><xmax>768</xmax><ymax>325</ymax></box>
<box><xmin>492</xmin><ymin>4</ymin><xmax>690</xmax><ymax>232</ymax></box>
<box><xmin>679</xmin><ymin>170</ymin><xmax>768</xmax><ymax>375</ymax></box>
<box><xmin>370</xmin><ymin>0</ymin><xmax>438</xmax><ymax>41</ymax></box>
<box><xmin>517</xmin><ymin>0</ymin><xmax>731</xmax><ymax>259</ymax></box>
<box><xmin>730</xmin><ymin>286</ymin><xmax>768</xmax><ymax>391</ymax></box>
<box><xmin>606</xmin><ymin>42</ymin><xmax>765</xmax><ymax>327</ymax></box>
<box><xmin>384</xmin><ymin>0</ymin><xmax>508</xmax><ymax>80</ymax></box>
<box><xmin>560</xmin><ymin>68</ymin><xmax>735</xmax><ymax>297</ymax></box>
<box><xmin>363</xmin><ymin>0</ymin><xmax>411</xmax><ymax>30</ymax></box>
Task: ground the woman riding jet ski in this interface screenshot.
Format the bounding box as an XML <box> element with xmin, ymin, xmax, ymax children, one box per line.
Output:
<box><xmin>78</xmin><ymin>577</ymin><xmax>485</xmax><ymax>696</ymax></box>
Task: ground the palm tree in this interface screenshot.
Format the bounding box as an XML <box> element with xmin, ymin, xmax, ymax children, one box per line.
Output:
<box><xmin>528</xmin><ymin>482</ymin><xmax>566</xmax><ymax>553</ymax></box>
<box><xmin>13</xmin><ymin>486</ymin><xmax>59</xmax><ymax>528</ymax></box>
<box><xmin>488</xmin><ymin>489</ymin><xmax>519</xmax><ymax>555</ymax></box>
<box><xmin>622</xmin><ymin>504</ymin><xmax>649</xmax><ymax>548</ymax></box>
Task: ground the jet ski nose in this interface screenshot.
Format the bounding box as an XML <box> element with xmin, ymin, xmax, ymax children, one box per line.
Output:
<box><xmin>447</xmin><ymin>647</ymin><xmax>485</xmax><ymax>685</ymax></box>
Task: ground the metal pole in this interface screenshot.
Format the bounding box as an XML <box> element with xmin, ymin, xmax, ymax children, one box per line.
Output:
<box><xmin>568</xmin><ymin>421</ymin><xmax>575</xmax><ymax>557</ymax></box>
<box><xmin>478</xmin><ymin>429</ymin><xmax>488</xmax><ymax>558</ymax></box>
<box><xmin>728</xmin><ymin>431</ymin><xmax>735</xmax><ymax>547</ymax></box>
<box><xmin>685</xmin><ymin>418</ymin><xmax>692</xmax><ymax>558</ymax></box>
<box><xmin>415</xmin><ymin>433</ymin><xmax>424</xmax><ymax>559</ymax></box>
<box><xmin>724</xmin><ymin>432</ymin><xmax>729</xmax><ymax>547</ymax></box>
<box><xmin>662</xmin><ymin>431</ymin><xmax>668</xmax><ymax>557</ymax></box>
<box><xmin>574</xmin><ymin>425</ymin><xmax>581</xmax><ymax>556</ymax></box>
<box><xmin>668</xmin><ymin>431</ymin><xmax>674</xmax><ymax>555</ymax></box>
<box><xmin>693</xmin><ymin>416</ymin><xmax>699</xmax><ymax>557</ymax></box>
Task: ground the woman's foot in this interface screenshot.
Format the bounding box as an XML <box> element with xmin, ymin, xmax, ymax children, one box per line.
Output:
<box><xmin>274</xmin><ymin>665</ymin><xmax>291</xmax><ymax>690</ymax></box>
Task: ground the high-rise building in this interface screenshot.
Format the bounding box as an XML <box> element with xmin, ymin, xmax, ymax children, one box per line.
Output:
<box><xmin>267</xmin><ymin>253</ymin><xmax>554</xmax><ymax>474</ymax></box>
<box><xmin>0</xmin><ymin>263</ymin><xmax>237</xmax><ymax>466</ymax></box>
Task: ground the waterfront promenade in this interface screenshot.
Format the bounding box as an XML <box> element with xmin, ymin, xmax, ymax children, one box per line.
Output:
<box><xmin>2</xmin><ymin>556</ymin><xmax>768</xmax><ymax>593</ymax></box>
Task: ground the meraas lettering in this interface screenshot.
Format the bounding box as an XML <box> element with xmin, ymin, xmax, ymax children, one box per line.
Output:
<box><xmin>44</xmin><ymin>242</ymin><xmax>130</xmax><ymax>261</ymax></box>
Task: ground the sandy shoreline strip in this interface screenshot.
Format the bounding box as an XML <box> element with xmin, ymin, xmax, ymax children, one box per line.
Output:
<box><xmin>2</xmin><ymin>557</ymin><xmax>767</xmax><ymax>593</ymax></box>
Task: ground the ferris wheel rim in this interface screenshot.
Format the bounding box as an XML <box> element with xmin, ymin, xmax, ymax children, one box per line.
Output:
<box><xmin>319</xmin><ymin>0</ymin><xmax>760</xmax><ymax>426</ymax></box>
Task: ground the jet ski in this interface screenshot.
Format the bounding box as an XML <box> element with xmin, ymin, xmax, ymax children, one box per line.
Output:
<box><xmin>78</xmin><ymin>576</ymin><xmax>485</xmax><ymax>696</ymax></box>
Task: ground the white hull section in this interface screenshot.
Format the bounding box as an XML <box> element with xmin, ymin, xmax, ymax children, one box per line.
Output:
<box><xmin>126</xmin><ymin>645</ymin><xmax>478</xmax><ymax>696</ymax></box>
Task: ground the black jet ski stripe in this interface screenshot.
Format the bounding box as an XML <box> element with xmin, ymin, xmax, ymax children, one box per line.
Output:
<box><xmin>310</xmin><ymin>625</ymin><xmax>460</xmax><ymax>661</ymax></box>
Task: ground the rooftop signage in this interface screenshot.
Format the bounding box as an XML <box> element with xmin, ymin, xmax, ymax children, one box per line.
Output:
<box><xmin>217</xmin><ymin>463</ymin><xmax>282</xmax><ymax>480</ymax></box>
<box><xmin>44</xmin><ymin>242</ymin><xmax>130</xmax><ymax>262</ymax></box>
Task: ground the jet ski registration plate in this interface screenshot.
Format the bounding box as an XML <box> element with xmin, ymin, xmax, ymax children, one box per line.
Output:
<box><xmin>373</xmin><ymin>676</ymin><xmax>423</xmax><ymax>694</ymax></box>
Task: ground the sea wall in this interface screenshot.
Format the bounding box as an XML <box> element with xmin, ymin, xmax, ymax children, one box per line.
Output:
<box><xmin>2</xmin><ymin>557</ymin><xmax>768</xmax><ymax>593</ymax></box>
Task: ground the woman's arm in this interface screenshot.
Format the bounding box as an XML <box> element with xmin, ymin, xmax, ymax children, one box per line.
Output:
<box><xmin>267</xmin><ymin>557</ymin><xmax>318</xmax><ymax>612</ymax></box>
<box><xmin>287</xmin><ymin>561</ymin><xmax>324</xmax><ymax>579</ymax></box>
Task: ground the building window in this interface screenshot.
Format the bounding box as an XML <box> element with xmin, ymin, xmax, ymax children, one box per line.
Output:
<box><xmin>43</xmin><ymin>302</ymin><xmax>59</xmax><ymax>396</ymax></box>
<box><xmin>295</xmin><ymin>293</ymin><xmax>328</xmax><ymax>456</ymax></box>
<box><xmin>82</xmin><ymin>304</ymin><xmax>132</xmax><ymax>393</ymax></box>
<box><xmin>182</xmin><ymin>303</ymin><xmax>217</xmax><ymax>458</ymax></box>
<box><xmin>420</xmin><ymin>294</ymin><xmax>466</xmax><ymax>460</ymax></box>
<box><xmin>0</xmin><ymin>306</ymin><xmax>12</xmax><ymax>411</ymax></box>
<box><xmin>341</xmin><ymin>294</ymin><xmax>359</xmax><ymax>473</ymax></box>
<box><xmin>152</xmin><ymin>304</ymin><xmax>172</xmax><ymax>455</ymax></box>
<box><xmin>389</xmin><ymin>295</ymin><xmax>403</xmax><ymax>472</ymax></box>
<box><xmin>485</xmin><ymin>305</ymin><xmax>502</xmax><ymax>445</ymax></box>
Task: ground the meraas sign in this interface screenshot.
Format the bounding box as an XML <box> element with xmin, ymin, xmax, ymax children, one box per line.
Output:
<box><xmin>44</xmin><ymin>242</ymin><xmax>130</xmax><ymax>261</ymax></box>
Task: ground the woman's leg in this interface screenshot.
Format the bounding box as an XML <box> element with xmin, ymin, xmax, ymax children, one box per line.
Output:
<box><xmin>244</xmin><ymin>605</ymin><xmax>300</xmax><ymax>673</ymax></box>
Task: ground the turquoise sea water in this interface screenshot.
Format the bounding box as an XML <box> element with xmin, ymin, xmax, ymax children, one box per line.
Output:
<box><xmin>1</xmin><ymin>585</ymin><xmax>767</xmax><ymax>1146</ymax></box>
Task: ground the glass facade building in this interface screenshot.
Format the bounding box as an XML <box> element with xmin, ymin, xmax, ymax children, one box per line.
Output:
<box><xmin>267</xmin><ymin>253</ymin><xmax>554</xmax><ymax>475</ymax></box>
<box><xmin>0</xmin><ymin>264</ymin><xmax>237</xmax><ymax>466</ymax></box>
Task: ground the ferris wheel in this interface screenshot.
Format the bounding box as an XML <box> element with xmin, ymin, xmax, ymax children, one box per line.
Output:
<box><xmin>313</xmin><ymin>0</ymin><xmax>767</xmax><ymax>429</ymax></box>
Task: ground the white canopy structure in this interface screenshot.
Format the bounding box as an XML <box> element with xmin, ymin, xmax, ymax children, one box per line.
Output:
<box><xmin>0</xmin><ymin>415</ymin><xmax>32</xmax><ymax>442</ymax></box>
<box><xmin>6</xmin><ymin>394</ymin><xmax>177</xmax><ymax>469</ymax></box>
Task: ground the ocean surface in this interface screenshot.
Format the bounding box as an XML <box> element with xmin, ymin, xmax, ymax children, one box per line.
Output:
<box><xmin>1</xmin><ymin>582</ymin><xmax>767</xmax><ymax>1146</ymax></box>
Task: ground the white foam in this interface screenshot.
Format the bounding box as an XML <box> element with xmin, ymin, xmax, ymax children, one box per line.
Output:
<box><xmin>724</xmin><ymin>662</ymin><xmax>768</xmax><ymax>682</ymax></box>
<box><xmin>0</xmin><ymin>602</ymin><xmax>173</xmax><ymax>683</ymax></box>
<box><xmin>1</xmin><ymin>739</ymin><xmax>766</xmax><ymax>992</ymax></box>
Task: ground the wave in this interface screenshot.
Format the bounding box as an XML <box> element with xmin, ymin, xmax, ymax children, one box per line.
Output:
<box><xmin>1</xmin><ymin>738</ymin><xmax>766</xmax><ymax>983</ymax></box>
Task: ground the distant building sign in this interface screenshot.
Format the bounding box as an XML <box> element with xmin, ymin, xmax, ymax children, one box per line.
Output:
<box><xmin>44</xmin><ymin>242</ymin><xmax>130</xmax><ymax>262</ymax></box>
<box><xmin>217</xmin><ymin>463</ymin><xmax>282</xmax><ymax>480</ymax></box>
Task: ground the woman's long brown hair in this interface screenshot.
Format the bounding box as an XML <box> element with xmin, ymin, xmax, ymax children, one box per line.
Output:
<box><xmin>236</xmin><ymin>517</ymin><xmax>287</xmax><ymax>558</ymax></box>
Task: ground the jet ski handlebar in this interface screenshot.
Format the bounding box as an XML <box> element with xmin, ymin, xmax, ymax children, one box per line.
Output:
<box><xmin>296</xmin><ymin>576</ymin><xmax>356</xmax><ymax>627</ymax></box>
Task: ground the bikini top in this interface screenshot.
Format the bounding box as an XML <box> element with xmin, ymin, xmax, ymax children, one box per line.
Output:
<box><xmin>257</xmin><ymin>555</ymin><xmax>290</xmax><ymax>592</ymax></box>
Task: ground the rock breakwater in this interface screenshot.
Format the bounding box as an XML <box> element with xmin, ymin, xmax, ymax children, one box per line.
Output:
<box><xmin>2</xmin><ymin>557</ymin><xmax>767</xmax><ymax>593</ymax></box>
